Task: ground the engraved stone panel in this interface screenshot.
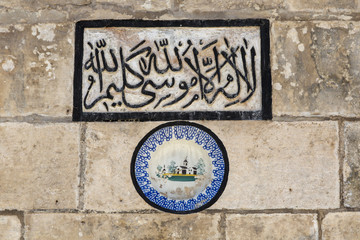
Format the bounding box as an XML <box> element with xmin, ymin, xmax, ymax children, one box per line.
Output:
<box><xmin>73</xmin><ymin>19</ymin><xmax>271</xmax><ymax>121</ymax></box>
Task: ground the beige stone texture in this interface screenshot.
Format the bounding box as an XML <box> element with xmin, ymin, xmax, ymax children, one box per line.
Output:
<box><xmin>179</xmin><ymin>0</ymin><xmax>355</xmax><ymax>12</ymax></box>
<box><xmin>285</xmin><ymin>0</ymin><xmax>356</xmax><ymax>11</ymax></box>
<box><xmin>85</xmin><ymin>121</ymin><xmax>338</xmax><ymax>211</ymax></box>
<box><xmin>0</xmin><ymin>24</ymin><xmax>74</xmax><ymax>117</ymax></box>
<box><xmin>0</xmin><ymin>0</ymin><xmax>91</xmax><ymax>10</ymax></box>
<box><xmin>272</xmin><ymin>21</ymin><xmax>360</xmax><ymax>117</ymax></box>
<box><xmin>343</xmin><ymin>121</ymin><xmax>360</xmax><ymax>207</ymax></box>
<box><xmin>25</xmin><ymin>213</ymin><xmax>221</xmax><ymax>240</ymax></box>
<box><xmin>84</xmin><ymin>122</ymin><xmax>160</xmax><ymax>211</ymax></box>
<box><xmin>0</xmin><ymin>123</ymin><xmax>80</xmax><ymax>210</ymax></box>
<box><xmin>0</xmin><ymin>216</ymin><xmax>21</xmax><ymax>240</ymax></box>
<box><xmin>322</xmin><ymin>212</ymin><xmax>360</xmax><ymax>240</ymax></box>
<box><xmin>66</xmin><ymin>7</ymin><xmax>133</xmax><ymax>21</ymax></box>
<box><xmin>0</xmin><ymin>7</ymin><xmax>132</xmax><ymax>25</ymax></box>
<box><xmin>226</xmin><ymin>213</ymin><xmax>318</xmax><ymax>240</ymax></box>
<box><xmin>0</xmin><ymin>25</ymin><xmax>25</xmax><ymax>116</ymax></box>
<box><xmin>178</xmin><ymin>0</ymin><xmax>284</xmax><ymax>12</ymax></box>
<box><xmin>95</xmin><ymin>0</ymin><xmax>171</xmax><ymax>11</ymax></box>
<box><xmin>209</xmin><ymin>121</ymin><xmax>339</xmax><ymax>209</ymax></box>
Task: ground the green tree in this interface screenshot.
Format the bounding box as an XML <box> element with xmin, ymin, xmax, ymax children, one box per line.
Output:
<box><xmin>157</xmin><ymin>165</ymin><xmax>163</xmax><ymax>173</ymax></box>
<box><xmin>196</xmin><ymin>158</ymin><xmax>205</xmax><ymax>175</ymax></box>
<box><xmin>168</xmin><ymin>161</ymin><xmax>177</xmax><ymax>173</ymax></box>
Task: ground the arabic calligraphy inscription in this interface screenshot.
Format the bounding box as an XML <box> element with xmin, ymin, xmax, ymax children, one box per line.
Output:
<box><xmin>73</xmin><ymin>20</ymin><xmax>272</xmax><ymax>121</ymax></box>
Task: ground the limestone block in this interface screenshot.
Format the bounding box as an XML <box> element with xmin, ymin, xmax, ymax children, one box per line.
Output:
<box><xmin>84</xmin><ymin>122</ymin><xmax>160</xmax><ymax>211</ymax></box>
<box><xmin>0</xmin><ymin>25</ymin><xmax>26</xmax><ymax>117</ymax></box>
<box><xmin>0</xmin><ymin>123</ymin><xmax>80</xmax><ymax>210</ymax></box>
<box><xmin>85</xmin><ymin>121</ymin><xmax>338</xmax><ymax>211</ymax></box>
<box><xmin>25</xmin><ymin>213</ymin><xmax>221</xmax><ymax>240</ymax></box>
<box><xmin>226</xmin><ymin>214</ymin><xmax>318</xmax><ymax>240</ymax></box>
<box><xmin>207</xmin><ymin>121</ymin><xmax>339</xmax><ymax>209</ymax></box>
<box><xmin>322</xmin><ymin>212</ymin><xmax>360</xmax><ymax>240</ymax></box>
<box><xmin>0</xmin><ymin>0</ymin><xmax>91</xmax><ymax>10</ymax></box>
<box><xmin>66</xmin><ymin>7</ymin><xmax>133</xmax><ymax>21</ymax></box>
<box><xmin>178</xmin><ymin>0</ymin><xmax>284</xmax><ymax>12</ymax></box>
<box><xmin>285</xmin><ymin>0</ymin><xmax>356</xmax><ymax>11</ymax></box>
<box><xmin>272</xmin><ymin>21</ymin><xmax>360</xmax><ymax>117</ymax></box>
<box><xmin>24</xmin><ymin>23</ymin><xmax>74</xmax><ymax>117</ymax></box>
<box><xmin>343</xmin><ymin>121</ymin><xmax>360</xmax><ymax>207</ymax></box>
<box><xmin>0</xmin><ymin>24</ymin><xmax>74</xmax><ymax>117</ymax></box>
<box><xmin>95</xmin><ymin>0</ymin><xmax>171</xmax><ymax>11</ymax></box>
<box><xmin>0</xmin><ymin>216</ymin><xmax>21</xmax><ymax>240</ymax></box>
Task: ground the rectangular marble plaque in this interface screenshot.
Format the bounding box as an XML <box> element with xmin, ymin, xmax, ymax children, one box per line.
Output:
<box><xmin>73</xmin><ymin>19</ymin><xmax>272</xmax><ymax>121</ymax></box>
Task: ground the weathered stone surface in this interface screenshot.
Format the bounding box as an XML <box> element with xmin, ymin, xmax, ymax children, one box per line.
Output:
<box><xmin>226</xmin><ymin>214</ymin><xmax>318</xmax><ymax>240</ymax></box>
<box><xmin>0</xmin><ymin>216</ymin><xmax>21</xmax><ymax>240</ymax></box>
<box><xmin>207</xmin><ymin>121</ymin><xmax>339</xmax><ymax>209</ymax></box>
<box><xmin>322</xmin><ymin>212</ymin><xmax>360</xmax><ymax>240</ymax></box>
<box><xmin>66</xmin><ymin>6</ymin><xmax>133</xmax><ymax>21</ymax></box>
<box><xmin>343</xmin><ymin>121</ymin><xmax>360</xmax><ymax>207</ymax></box>
<box><xmin>0</xmin><ymin>24</ymin><xmax>74</xmax><ymax>117</ymax></box>
<box><xmin>178</xmin><ymin>0</ymin><xmax>284</xmax><ymax>12</ymax></box>
<box><xmin>178</xmin><ymin>0</ymin><xmax>355</xmax><ymax>13</ymax></box>
<box><xmin>95</xmin><ymin>0</ymin><xmax>171</xmax><ymax>11</ymax></box>
<box><xmin>25</xmin><ymin>213</ymin><xmax>221</xmax><ymax>240</ymax></box>
<box><xmin>0</xmin><ymin>25</ymin><xmax>25</xmax><ymax>116</ymax></box>
<box><xmin>285</xmin><ymin>0</ymin><xmax>356</xmax><ymax>11</ymax></box>
<box><xmin>85</xmin><ymin>121</ymin><xmax>338</xmax><ymax>211</ymax></box>
<box><xmin>0</xmin><ymin>0</ymin><xmax>91</xmax><ymax>10</ymax></box>
<box><xmin>0</xmin><ymin>123</ymin><xmax>80</xmax><ymax>210</ymax></box>
<box><xmin>179</xmin><ymin>0</ymin><xmax>356</xmax><ymax>12</ymax></box>
<box><xmin>272</xmin><ymin>21</ymin><xmax>360</xmax><ymax>117</ymax></box>
<box><xmin>84</xmin><ymin>122</ymin><xmax>160</xmax><ymax>211</ymax></box>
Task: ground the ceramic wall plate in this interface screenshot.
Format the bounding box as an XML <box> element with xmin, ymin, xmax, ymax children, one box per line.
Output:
<box><xmin>131</xmin><ymin>121</ymin><xmax>229</xmax><ymax>214</ymax></box>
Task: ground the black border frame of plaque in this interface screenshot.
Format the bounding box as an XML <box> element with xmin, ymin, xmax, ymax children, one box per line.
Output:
<box><xmin>130</xmin><ymin>121</ymin><xmax>229</xmax><ymax>214</ymax></box>
<box><xmin>73</xmin><ymin>19</ymin><xmax>272</xmax><ymax>122</ymax></box>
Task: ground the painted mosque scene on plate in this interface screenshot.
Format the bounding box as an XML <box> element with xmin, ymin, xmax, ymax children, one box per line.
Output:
<box><xmin>131</xmin><ymin>121</ymin><xmax>229</xmax><ymax>214</ymax></box>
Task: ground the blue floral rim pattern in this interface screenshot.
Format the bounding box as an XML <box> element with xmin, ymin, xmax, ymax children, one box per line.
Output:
<box><xmin>132</xmin><ymin>122</ymin><xmax>229</xmax><ymax>213</ymax></box>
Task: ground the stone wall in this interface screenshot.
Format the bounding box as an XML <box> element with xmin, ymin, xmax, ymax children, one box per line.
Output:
<box><xmin>1</xmin><ymin>0</ymin><xmax>360</xmax><ymax>239</ymax></box>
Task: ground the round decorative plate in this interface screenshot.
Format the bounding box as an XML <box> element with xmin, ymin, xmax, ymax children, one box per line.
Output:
<box><xmin>131</xmin><ymin>121</ymin><xmax>229</xmax><ymax>214</ymax></box>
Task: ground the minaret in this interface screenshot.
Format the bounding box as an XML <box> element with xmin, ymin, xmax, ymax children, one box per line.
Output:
<box><xmin>183</xmin><ymin>156</ymin><xmax>188</xmax><ymax>166</ymax></box>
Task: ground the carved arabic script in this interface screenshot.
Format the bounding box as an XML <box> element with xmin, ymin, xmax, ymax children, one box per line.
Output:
<box><xmin>82</xmin><ymin>28</ymin><xmax>261</xmax><ymax>112</ymax></box>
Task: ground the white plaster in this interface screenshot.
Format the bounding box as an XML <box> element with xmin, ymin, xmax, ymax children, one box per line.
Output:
<box><xmin>0</xmin><ymin>27</ymin><xmax>10</xmax><ymax>33</ymax></box>
<box><xmin>31</xmin><ymin>26</ymin><xmax>37</xmax><ymax>36</ymax></box>
<box><xmin>281</xmin><ymin>62</ymin><xmax>293</xmax><ymax>79</ymax></box>
<box><xmin>317</xmin><ymin>22</ymin><xmax>331</xmax><ymax>29</ymax></box>
<box><xmin>274</xmin><ymin>82</ymin><xmax>282</xmax><ymax>91</ymax></box>
<box><xmin>287</xmin><ymin>28</ymin><xmax>300</xmax><ymax>44</ymax></box>
<box><xmin>31</xmin><ymin>24</ymin><xmax>56</xmax><ymax>42</ymax></box>
<box><xmin>14</xmin><ymin>24</ymin><xmax>24</xmax><ymax>31</ymax></box>
<box><xmin>46</xmin><ymin>44</ymin><xmax>58</xmax><ymax>50</ymax></box>
<box><xmin>312</xmin><ymin>217</ymin><xmax>319</xmax><ymax>240</ymax></box>
<box><xmin>44</xmin><ymin>60</ymin><xmax>52</xmax><ymax>72</ymax></box>
<box><xmin>298</xmin><ymin>43</ymin><xmax>305</xmax><ymax>52</ymax></box>
<box><xmin>2</xmin><ymin>59</ymin><xmax>15</xmax><ymax>72</ymax></box>
<box><xmin>302</xmin><ymin>27</ymin><xmax>308</xmax><ymax>35</ymax></box>
<box><xmin>345</xmin><ymin>96</ymin><xmax>353</xmax><ymax>102</ymax></box>
<box><xmin>142</xmin><ymin>0</ymin><xmax>155</xmax><ymax>10</ymax></box>
<box><xmin>338</xmin><ymin>15</ymin><xmax>352</xmax><ymax>21</ymax></box>
<box><xmin>316</xmin><ymin>78</ymin><xmax>323</xmax><ymax>84</ymax></box>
